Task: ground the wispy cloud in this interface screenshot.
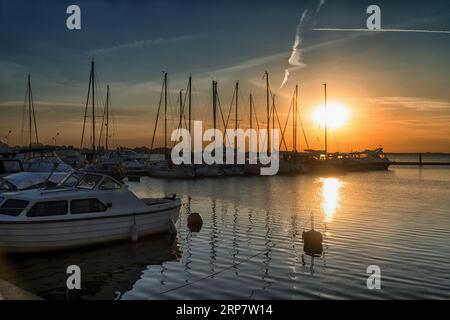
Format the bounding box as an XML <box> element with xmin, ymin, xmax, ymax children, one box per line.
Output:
<box><xmin>313</xmin><ymin>28</ymin><xmax>450</xmax><ymax>34</ymax></box>
<box><xmin>0</xmin><ymin>101</ymin><xmax>84</xmax><ymax>108</ymax></box>
<box><xmin>280</xmin><ymin>0</ymin><xmax>326</xmax><ymax>88</ymax></box>
<box><xmin>351</xmin><ymin>96</ymin><xmax>450</xmax><ymax>112</ymax></box>
<box><xmin>87</xmin><ymin>34</ymin><xmax>203</xmax><ymax>55</ymax></box>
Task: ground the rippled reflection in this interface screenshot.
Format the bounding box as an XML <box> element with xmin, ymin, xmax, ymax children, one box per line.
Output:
<box><xmin>321</xmin><ymin>177</ymin><xmax>341</xmax><ymax>222</ymax></box>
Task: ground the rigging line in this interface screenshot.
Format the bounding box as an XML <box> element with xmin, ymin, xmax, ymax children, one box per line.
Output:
<box><xmin>20</xmin><ymin>83</ymin><xmax>28</xmax><ymax>146</ymax></box>
<box><xmin>182</xmin><ymin>81</ymin><xmax>189</xmax><ymax>131</ymax></box>
<box><xmin>274</xmin><ymin>104</ymin><xmax>288</xmax><ymax>151</ymax></box>
<box><xmin>224</xmin><ymin>87</ymin><xmax>236</xmax><ymax>131</ymax></box>
<box><xmin>110</xmin><ymin>99</ymin><xmax>117</xmax><ymax>149</ymax></box>
<box><xmin>150</xmin><ymin>80</ymin><xmax>165</xmax><ymax>150</ymax></box>
<box><xmin>171</xmin><ymin>91</ymin><xmax>185</xmax><ymax>149</ymax></box>
<box><xmin>80</xmin><ymin>69</ymin><xmax>92</xmax><ymax>149</ymax></box>
<box><xmin>98</xmin><ymin>93</ymin><xmax>107</xmax><ymax>149</ymax></box>
<box><xmin>149</xmin><ymin>240</ymin><xmax>279</xmax><ymax>299</ymax></box>
<box><xmin>297</xmin><ymin>107</ymin><xmax>309</xmax><ymax>150</ymax></box>
<box><xmin>280</xmin><ymin>98</ymin><xmax>293</xmax><ymax>151</ymax></box>
<box><xmin>30</xmin><ymin>85</ymin><xmax>39</xmax><ymax>145</ymax></box>
<box><xmin>253</xmin><ymin>100</ymin><xmax>260</xmax><ymax>131</ymax></box>
<box><xmin>259</xmin><ymin>99</ymin><xmax>275</xmax><ymax>150</ymax></box>
<box><xmin>216</xmin><ymin>92</ymin><xmax>232</xmax><ymax>149</ymax></box>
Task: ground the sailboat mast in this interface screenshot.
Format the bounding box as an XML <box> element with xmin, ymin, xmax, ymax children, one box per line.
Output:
<box><xmin>249</xmin><ymin>93</ymin><xmax>254</xmax><ymax>154</ymax></box>
<box><xmin>188</xmin><ymin>76</ymin><xmax>192</xmax><ymax>134</ymax></box>
<box><xmin>179</xmin><ymin>90</ymin><xmax>183</xmax><ymax>130</ymax></box>
<box><xmin>249</xmin><ymin>94</ymin><xmax>253</xmax><ymax>131</ymax></box>
<box><xmin>323</xmin><ymin>83</ymin><xmax>327</xmax><ymax>156</ymax></box>
<box><xmin>265</xmin><ymin>71</ymin><xmax>270</xmax><ymax>153</ymax></box>
<box><xmin>28</xmin><ymin>74</ymin><xmax>32</xmax><ymax>148</ymax></box>
<box><xmin>105</xmin><ymin>85</ymin><xmax>110</xmax><ymax>151</ymax></box>
<box><xmin>235</xmin><ymin>81</ymin><xmax>238</xmax><ymax>131</ymax></box>
<box><xmin>272</xmin><ymin>95</ymin><xmax>275</xmax><ymax>137</ymax></box>
<box><xmin>164</xmin><ymin>72</ymin><xmax>168</xmax><ymax>153</ymax></box>
<box><xmin>91</xmin><ymin>60</ymin><xmax>96</xmax><ymax>153</ymax></box>
<box><xmin>212</xmin><ymin>81</ymin><xmax>217</xmax><ymax>130</ymax></box>
<box><xmin>294</xmin><ymin>84</ymin><xmax>298</xmax><ymax>153</ymax></box>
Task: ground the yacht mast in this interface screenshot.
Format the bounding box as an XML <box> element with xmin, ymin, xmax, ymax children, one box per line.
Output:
<box><xmin>91</xmin><ymin>60</ymin><xmax>96</xmax><ymax>153</ymax></box>
<box><xmin>323</xmin><ymin>83</ymin><xmax>327</xmax><ymax>156</ymax></box>
<box><xmin>188</xmin><ymin>76</ymin><xmax>192</xmax><ymax>134</ymax></box>
<box><xmin>212</xmin><ymin>81</ymin><xmax>217</xmax><ymax>130</ymax></box>
<box><xmin>294</xmin><ymin>84</ymin><xmax>298</xmax><ymax>153</ymax></box>
<box><xmin>164</xmin><ymin>72</ymin><xmax>168</xmax><ymax>155</ymax></box>
<box><xmin>24</xmin><ymin>74</ymin><xmax>39</xmax><ymax>148</ymax></box>
<box><xmin>105</xmin><ymin>85</ymin><xmax>110</xmax><ymax>151</ymax></box>
<box><xmin>265</xmin><ymin>71</ymin><xmax>270</xmax><ymax>153</ymax></box>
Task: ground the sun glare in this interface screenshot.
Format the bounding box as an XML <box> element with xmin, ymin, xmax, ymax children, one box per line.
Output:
<box><xmin>312</xmin><ymin>101</ymin><xmax>349</xmax><ymax>129</ymax></box>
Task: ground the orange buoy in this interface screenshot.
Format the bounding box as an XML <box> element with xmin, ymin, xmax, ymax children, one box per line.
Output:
<box><xmin>187</xmin><ymin>212</ymin><xmax>203</xmax><ymax>232</ymax></box>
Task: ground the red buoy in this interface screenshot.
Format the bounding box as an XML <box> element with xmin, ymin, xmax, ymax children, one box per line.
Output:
<box><xmin>187</xmin><ymin>212</ymin><xmax>203</xmax><ymax>232</ymax></box>
<box><xmin>302</xmin><ymin>229</ymin><xmax>323</xmax><ymax>256</ymax></box>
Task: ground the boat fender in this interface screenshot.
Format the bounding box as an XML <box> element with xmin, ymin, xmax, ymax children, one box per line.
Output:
<box><xmin>130</xmin><ymin>223</ymin><xmax>139</xmax><ymax>242</ymax></box>
<box><xmin>187</xmin><ymin>212</ymin><xmax>203</xmax><ymax>232</ymax></box>
<box><xmin>302</xmin><ymin>229</ymin><xmax>323</xmax><ymax>256</ymax></box>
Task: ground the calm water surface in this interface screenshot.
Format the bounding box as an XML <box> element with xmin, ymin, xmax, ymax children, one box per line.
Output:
<box><xmin>1</xmin><ymin>159</ymin><xmax>449</xmax><ymax>299</ymax></box>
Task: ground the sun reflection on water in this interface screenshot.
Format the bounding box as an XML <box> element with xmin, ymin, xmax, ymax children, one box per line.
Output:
<box><xmin>321</xmin><ymin>177</ymin><xmax>341</xmax><ymax>222</ymax></box>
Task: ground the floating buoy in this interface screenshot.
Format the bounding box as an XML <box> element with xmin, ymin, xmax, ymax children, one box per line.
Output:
<box><xmin>187</xmin><ymin>212</ymin><xmax>203</xmax><ymax>232</ymax></box>
<box><xmin>302</xmin><ymin>229</ymin><xmax>323</xmax><ymax>256</ymax></box>
<box><xmin>302</xmin><ymin>211</ymin><xmax>323</xmax><ymax>256</ymax></box>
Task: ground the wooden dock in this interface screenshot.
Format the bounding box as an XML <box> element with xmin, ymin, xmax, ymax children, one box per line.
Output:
<box><xmin>0</xmin><ymin>279</ymin><xmax>41</xmax><ymax>300</ymax></box>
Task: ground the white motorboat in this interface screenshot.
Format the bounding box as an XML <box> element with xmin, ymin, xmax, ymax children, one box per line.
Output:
<box><xmin>147</xmin><ymin>160</ymin><xmax>195</xmax><ymax>179</ymax></box>
<box><xmin>0</xmin><ymin>172</ymin><xmax>181</xmax><ymax>252</ymax></box>
<box><xmin>58</xmin><ymin>149</ymin><xmax>86</xmax><ymax>169</ymax></box>
<box><xmin>13</xmin><ymin>147</ymin><xmax>73</xmax><ymax>173</ymax></box>
<box><xmin>344</xmin><ymin>148</ymin><xmax>391</xmax><ymax>171</ymax></box>
<box><xmin>0</xmin><ymin>172</ymin><xmax>67</xmax><ymax>193</ymax></box>
<box><xmin>116</xmin><ymin>150</ymin><xmax>149</xmax><ymax>176</ymax></box>
<box><xmin>194</xmin><ymin>164</ymin><xmax>224</xmax><ymax>177</ymax></box>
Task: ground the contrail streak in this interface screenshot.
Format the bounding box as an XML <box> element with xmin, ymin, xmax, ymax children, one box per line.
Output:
<box><xmin>313</xmin><ymin>28</ymin><xmax>450</xmax><ymax>34</ymax></box>
<box><xmin>280</xmin><ymin>0</ymin><xmax>326</xmax><ymax>89</ymax></box>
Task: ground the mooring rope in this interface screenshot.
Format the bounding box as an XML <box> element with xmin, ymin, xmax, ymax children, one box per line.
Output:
<box><xmin>148</xmin><ymin>241</ymin><xmax>278</xmax><ymax>299</ymax></box>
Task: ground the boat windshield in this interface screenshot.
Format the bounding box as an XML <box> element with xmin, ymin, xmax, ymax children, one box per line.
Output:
<box><xmin>58</xmin><ymin>172</ymin><xmax>103</xmax><ymax>189</ymax></box>
<box><xmin>77</xmin><ymin>174</ymin><xmax>103</xmax><ymax>190</ymax></box>
<box><xmin>59</xmin><ymin>172</ymin><xmax>84</xmax><ymax>188</ymax></box>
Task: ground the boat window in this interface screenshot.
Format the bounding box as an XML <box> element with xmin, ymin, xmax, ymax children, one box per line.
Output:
<box><xmin>60</xmin><ymin>172</ymin><xmax>83</xmax><ymax>187</ymax></box>
<box><xmin>77</xmin><ymin>174</ymin><xmax>102</xmax><ymax>190</ymax></box>
<box><xmin>98</xmin><ymin>177</ymin><xmax>122</xmax><ymax>190</ymax></box>
<box><xmin>27</xmin><ymin>201</ymin><xmax>68</xmax><ymax>217</ymax></box>
<box><xmin>0</xmin><ymin>199</ymin><xmax>29</xmax><ymax>216</ymax></box>
<box><xmin>71</xmin><ymin>199</ymin><xmax>107</xmax><ymax>214</ymax></box>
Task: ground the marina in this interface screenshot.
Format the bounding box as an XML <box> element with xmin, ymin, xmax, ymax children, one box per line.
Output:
<box><xmin>0</xmin><ymin>0</ymin><xmax>449</xmax><ymax>303</ymax></box>
<box><xmin>0</xmin><ymin>158</ymin><xmax>449</xmax><ymax>299</ymax></box>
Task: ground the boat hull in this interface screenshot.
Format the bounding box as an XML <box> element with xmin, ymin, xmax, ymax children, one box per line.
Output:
<box><xmin>0</xmin><ymin>206</ymin><xmax>180</xmax><ymax>253</ymax></box>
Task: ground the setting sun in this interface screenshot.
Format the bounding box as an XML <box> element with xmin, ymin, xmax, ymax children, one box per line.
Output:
<box><xmin>312</xmin><ymin>101</ymin><xmax>349</xmax><ymax>129</ymax></box>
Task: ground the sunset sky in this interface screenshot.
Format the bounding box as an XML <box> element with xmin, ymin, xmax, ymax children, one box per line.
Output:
<box><xmin>0</xmin><ymin>0</ymin><xmax>449</xmax><ymax>152</ymax></box>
